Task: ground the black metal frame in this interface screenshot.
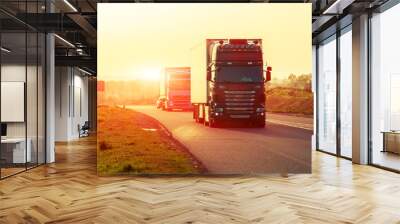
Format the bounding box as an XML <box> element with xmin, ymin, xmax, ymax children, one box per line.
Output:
<box><xmin>367</xmin><ymin>10</ymin><xmax>373</xmax><ymax>166</ymax></box>
<box><xmin>0</xmin><ymin>0</ymin><xmax>47</xmax><ymax>180</ymax></box>
<box><xmin>336</xmin><ymin>23</ymin><xmax>341</xmax><ymax>158</ymax></box>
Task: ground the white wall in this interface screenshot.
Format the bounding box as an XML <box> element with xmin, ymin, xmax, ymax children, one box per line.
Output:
<box><xmin>1</xmin><ymin>65</ymin><xmax>26</xmax><ymax>141</ymax></box>
<box><xmin>55</xmin><ymin>67</ymin><xmax>89</xmax><ymax>141</ymax></box>
<box><xmin>1</xmin><ymin>63</ymin><xmax>46</xmax><ymax>164</ymax></box>
<box><xmin>1</xmin><ymin>65</ymin><xmax>37</xmax><ymax>138</ymax></box>
<box><xmin>55</xmin><ymin>67</ymin><xmax>70</xmax><ymax>141</ymax></box>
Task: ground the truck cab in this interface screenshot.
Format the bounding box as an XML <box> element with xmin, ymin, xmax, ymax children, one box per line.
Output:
<box><xmin>192</xmin><ymin>39</ymin><xmax>271</xmax><ymax>127</ymax></box>
<box><xmin>159</xmin><ymin>67</ymin><xmax>192</xmax><ymax>111</ymax></box>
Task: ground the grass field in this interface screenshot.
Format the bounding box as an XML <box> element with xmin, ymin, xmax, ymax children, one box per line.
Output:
<box><xmin>97</xmin><ymin>106</ymin><xmax>203</xmax><ymax>175</ymax></box>
<box><xmin>266</xmin><ymin>87</ymin><xmax>313</xmax><ymax>116</ymax></box>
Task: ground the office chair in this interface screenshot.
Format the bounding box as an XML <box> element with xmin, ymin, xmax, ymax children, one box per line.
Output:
<box><xmin>79</xmin><ymin>121</ymin><xmax>90</xmax><ymax>138</ymax></box>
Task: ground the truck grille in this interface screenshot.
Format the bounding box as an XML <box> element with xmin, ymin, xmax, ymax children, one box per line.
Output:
<box><xmin>223</xmin><ymin>90</ymin><xmax>256</xmax><ymax>115</ymax></box>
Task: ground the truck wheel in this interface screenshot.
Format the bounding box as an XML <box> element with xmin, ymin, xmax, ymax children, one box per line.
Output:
<box><xmin>198</xmin><ymin>118</ymin><xmax>204</xmax><ymax>123</ymax></box>
<box><xmin>256</xmin><ymin>120</ymin><xmax>265</xmax><ymax>128</ymax></box>
<box><xmin>195</xmin><ymin>111</ymin><xmax>201</xmax><ymax>123</ymax></box>
<box><xmin>197</xmin><ymin>106</ymin><xmax>204</xmax><ymax>123</ymax></box>
<box><xmin>204</xmin><ymin>108</ymin><xmax>211</xmax><ymax>126</ymax></box>
<box><xmin>209</xmin><ymin>119</ymin><xmax>218</xmax><ymax>128</ymax></box>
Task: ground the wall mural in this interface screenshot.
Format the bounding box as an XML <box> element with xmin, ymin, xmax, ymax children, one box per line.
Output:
<box><xmin>97</xmin><ymin>3</ymin><xmax>313</xmax><ymax>175</ymax></box>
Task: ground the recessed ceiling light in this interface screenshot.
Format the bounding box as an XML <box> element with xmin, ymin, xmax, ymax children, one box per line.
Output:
<box><xmin>78</xmin><ymin>67</ymin><xmax>93</xmax><ymax>76</ymax></box>
<box><xmin>54</xmin><ymin>34</ymin><xmax>75</xmax><ymax>48</ymax></box>
<box><xmin>1</xmin><ymin>47</ymin><xmax>11</xmax><ymax>53</ymax></box>
<box><xmin>323</xmin><ymin>0</ymin><xmax>355</xmax><ymax>15</ymax></box>
<box><xmin>63</xmin><ymin>0</ymin><xmax>78</xmax><ymax>12</ymax></box>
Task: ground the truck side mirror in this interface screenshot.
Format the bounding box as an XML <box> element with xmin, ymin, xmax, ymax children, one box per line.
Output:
<box><xmin>265</xmin><ymin>70</ymin><xmax>271</xmax><ymax>82</ymax></box>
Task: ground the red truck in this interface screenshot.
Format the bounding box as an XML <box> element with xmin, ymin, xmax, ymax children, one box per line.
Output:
<box><xmin>190</xmin><ymin>39</ymin><xmax>271</xmax><ymax>127</ymax></box>
<box><xmin>157</xmin><ymin>67</ymin><xmax>192</xmax><ymax>111</ymax></box>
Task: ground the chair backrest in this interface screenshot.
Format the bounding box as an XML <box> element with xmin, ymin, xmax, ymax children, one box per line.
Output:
<box><xmin>82</xmin><ymin>121</ymin><xmax>90</xmax><ymax>129</ymax></box>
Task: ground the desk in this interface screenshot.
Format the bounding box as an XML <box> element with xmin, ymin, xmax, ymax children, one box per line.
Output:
<box><xmin>1</xmin><ymin>138</ymin><xmax>31</xmax><ymax>163</ymax></box>
<box><xmin>382</xmin><ymin>131</ymin><xmax>400</xmax><ymax>154</ymax></box>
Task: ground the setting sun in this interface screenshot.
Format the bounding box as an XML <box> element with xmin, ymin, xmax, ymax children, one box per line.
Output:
<box><xmin>140</xmin><ymin>68</ymin><xmax>161</xmax><ymax>81</ymax></box>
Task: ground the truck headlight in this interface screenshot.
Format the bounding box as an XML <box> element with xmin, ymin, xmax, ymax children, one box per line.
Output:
<box><xmin>215</xmin><ymin>107</ymin><xmax>224</xmax><ymax>113</ymax></box>
<box><xmin>256</xmin><ymin>107</ymin><xmax>264</xmax><ymax>112</ymax></box>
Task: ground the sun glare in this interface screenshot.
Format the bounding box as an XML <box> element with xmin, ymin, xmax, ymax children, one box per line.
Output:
<box><xmin>140</xmin><ymin>68</ymin><xmax>161</xmax><ymax>81</ymax></box>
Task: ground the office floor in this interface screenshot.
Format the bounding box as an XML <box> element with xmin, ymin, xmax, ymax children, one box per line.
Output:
<box><xmin>0</xmin><ymin>167</ymin><xmax>25</xmax><ymax>178</ymax></box>
<box><xmin>1</xmin><ymin>163</ymin><xmax>45</xmax><ymax>179</ymax></box>
<box><xmin>0</xmin><ymin>136</ymin><xmax>399</xmax><ymax>223</ymax></box>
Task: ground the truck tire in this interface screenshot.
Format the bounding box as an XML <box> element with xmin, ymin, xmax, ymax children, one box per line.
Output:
<box><xmin>194</xmin><ymin>110</ymin><xmax>201</xmax><ymax>123</ymax></box>
<box><xmin>204</xmin><ymin>107</ymin><xmax>211</xmax><ymax>126</ymax></box>
<box><xmin>209</xmin><ymin>119</ymin><xmax>218</xmax><ymax>128</ymax></box>
<box><xmin>197</xmin><ymin>106</ymin><xmax>204</xmax><ymax>123</ymax></box>
<box><xmin>204</xmin><ymin>115</ymin><xmax>209</xmax><ymax>126</ymax></box>
<box><xmin>256</xmin><ymin>120</ymin><xmax>265</xmax><ymax>128</ymax></box>
<box><xmin>198</xmin><ymin>117</ymin><xmax>204</xmax><ymax>123</ymax></box>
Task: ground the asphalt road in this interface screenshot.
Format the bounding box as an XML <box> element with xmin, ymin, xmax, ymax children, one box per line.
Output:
<box><xmin>128</xmin><ymin>105</ymin><xmax>312</xmax><ymax>174</ymax></box>
<box><xmin>267</xmin><ymin>113</ymin><xmax>313</xmax><ymax>131</ymax></box>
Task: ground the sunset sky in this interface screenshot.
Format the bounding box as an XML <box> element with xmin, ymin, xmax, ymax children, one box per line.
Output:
<box><xmin>98</xmin><ymin>3</ymin><xmax>311</xmax><ymax>81</ymax></box>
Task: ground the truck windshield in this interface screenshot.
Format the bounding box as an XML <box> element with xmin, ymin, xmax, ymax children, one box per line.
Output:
<box><xmin>216</xmin><ymin>66</ymin><xmax>263</xmax><ymax>83</ymax></box>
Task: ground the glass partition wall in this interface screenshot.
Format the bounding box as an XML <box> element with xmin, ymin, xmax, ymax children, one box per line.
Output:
<box><xmin>339</xmin><ymin>27</ymin><xmax>352</xmax><ymax>159</ymax></box>
<box><xmin>370</xmin><ymin>3</ymin><xmax>400</xmax><ymax>171</ymax></box>
<box><xmin>316</xmin><ymin>26</ymin><xmax>353</xmax><ymax>159</ymax></box>
<box><xmin>317</xmin><ymin>35</ymin><xmax>337</xmax><ymax>155</ymax></box>
<box><xmin>316</xmin><ymin>0</ymin><xmax>400</xmax><ymax>172</ymax></box>
<box><xmin>0</xmin><ymin>3</ymin><xmax>46</xmax><ymax>179</ymax></box>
